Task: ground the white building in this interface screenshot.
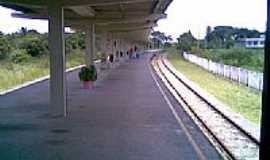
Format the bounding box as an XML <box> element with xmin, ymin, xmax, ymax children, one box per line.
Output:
<box><xmin>238</xmin><ymin>35</ymin><xmax>265</xmax><ymax>48</ymax></box>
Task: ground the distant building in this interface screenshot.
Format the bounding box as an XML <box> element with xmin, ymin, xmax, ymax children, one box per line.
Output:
<box><xmin>237</xmin><ymin>35</ymin><xmax>265</xmax><ymax>49</ymax></box>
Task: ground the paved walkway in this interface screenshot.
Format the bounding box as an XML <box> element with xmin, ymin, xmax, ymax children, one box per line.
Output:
<box><xmin>0</xmin><ymin>54</ymin><xmax>221</xmax><ymax>160</ymax></box>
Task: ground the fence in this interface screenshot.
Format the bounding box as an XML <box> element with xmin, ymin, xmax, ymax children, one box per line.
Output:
<box><xmin>183</xmin><ymin>52</ymin><xmax>264</xmax><ymax>91</ymax></box>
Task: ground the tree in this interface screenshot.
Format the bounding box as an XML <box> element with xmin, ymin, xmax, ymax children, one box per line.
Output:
<box><xmin>204</xmin><ymin>26</ymin><xmax>262</xmax><ymax>49</ymax></box>
<box><xmin>151</xmin><ymin>31</ymin><xmax>167</xmax><ymax>42</ymax></box>
<box><xmin>24</xmin><ymin>39</ymin><xmax>47</xmax><ymax>57</ymax></box>
<box><xmin>66</xmin><ymin>32</ymin><xmax>85</xmax><ymax>53</ymax></box>
<box><xmin>177</xmin><ymin>30</ymin><xmax>197</xmax><ymax>51</ymax></box>
<box><xmin>205</xmin><ymin>26</ymin><xmax>212</xmax><ymax>48</ymax></box>
<box><xmin>151</xmin><ymin>31</ymin><xmax>173</xmax><ymax>48</ymax></box>
<box><xmin>0</xmin><ymin>35</ymin><xmax>11</xmax><ymax>59</ymax></box>
<box><xmin>165</xmin><ymin>35</ymin><xmax>173</xmax><ymax>42</ymax></box>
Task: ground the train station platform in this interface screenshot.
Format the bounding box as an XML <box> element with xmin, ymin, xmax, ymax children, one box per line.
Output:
<box><xmin>0</xmin><ymin>54</ymin><xmax>221</xmax><ymax>160</ymax></box>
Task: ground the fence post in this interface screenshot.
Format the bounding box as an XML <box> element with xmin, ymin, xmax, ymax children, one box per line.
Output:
<box><xmin>230</xmin><ymin>66</ymin><xmax>233</xmax><ymax>80</ymax></box>
<box><xmin>247</xmin><ymin>70</ymin><xmax>249</xmax><ymax>87</ymax></box>
<box><xmin>208</xmin><ymin>60</ymin><xmax>211</xmax><ymax>72</ymax></box>
<box><xmin>223</xmin><ymin>65</ymin><xmax>226</xmax><ymax>77</ymax></box>
<box><xmin>238</xmin><ymin>68</ymin><xmax>241</xmax><ymax>84</ymax></box>
<box><xmin>260</xmin><ymin>75</ymin><xmax>264</xmax><ymax>91</ymax></box>
<box><xmin>256</xmin><ymin>73</ymin><xmax>260</xmax><ymax>90</ymax></box>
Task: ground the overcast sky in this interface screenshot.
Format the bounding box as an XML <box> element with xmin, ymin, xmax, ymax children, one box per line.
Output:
<box><xmin>156</xmin><ymin>0</ymin><xmax>267</xmax><ymax>39</ymax></box>
<box><xmin>0</xmin><ymin>0</ymin><xmax>267</xmax><ymax>40</ymax></box>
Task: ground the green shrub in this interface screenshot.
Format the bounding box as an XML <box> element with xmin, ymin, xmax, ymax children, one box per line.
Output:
<box><xmin>198</xmin><ymin>48</ymin><xmax>264</xmax><ymax>71</ymax></box>
<box><xmin>78</xmin><ymin>65</ymin><xmax>97</xmax><ymax>81</ymax></box>
<box><xmin>11</xmin><ymin>49</ymin><xmax>31</xmax><ymax>63</ymax></box>
<box><xmin>0</xmin><ymin>36</ymin><xmax>11</xmax><ymax>59</ymax></box>
<box><xmin>65</xmin><ymin>32</ymin><xmax>85</xmax><ymax>54</ymax></box>
<box><xmin>20</xmin><ymin>38</ymin><xmax>48</xmax><ymax>57</ymax></box>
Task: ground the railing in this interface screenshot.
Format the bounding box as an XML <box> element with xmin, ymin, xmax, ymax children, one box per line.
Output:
<box><xmin>183</xmin><ymin>52</ymin><xmax>264</xmax><ymax>91</ymax></box>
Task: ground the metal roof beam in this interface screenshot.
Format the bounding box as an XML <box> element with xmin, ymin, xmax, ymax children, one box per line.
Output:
<box><xmin>69</xmin><ymin>6</ymin><xmax>95</xmax><ymax>17</ymax></box>
<box><xmin>0</xmin><ymin>0</ymin><xmax>157</xmax><ymax>7</ymax></box>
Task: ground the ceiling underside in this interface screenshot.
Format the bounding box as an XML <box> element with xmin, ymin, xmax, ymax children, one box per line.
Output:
<box><xmin>0</xmin><ymin>0</ymin><xmax>173</xmax><ymax>42</ymax></box>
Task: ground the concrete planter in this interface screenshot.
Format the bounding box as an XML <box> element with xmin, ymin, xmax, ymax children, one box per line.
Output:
<box><xmin>82</xmin><ymin>81</ymin><xmax>93</xmax><ymax>89</ymax></box>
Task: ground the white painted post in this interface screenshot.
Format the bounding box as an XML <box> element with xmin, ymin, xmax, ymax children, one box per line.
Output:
<box><xmin>85</xmin><ymin>24</ymin><xmax>95</xmax><ymax>66</ymax></box>
<box><xmin>230</xmin><ymin>66</ymin><xmax>233</xmax><ymax>80</ymax></box>
<box><xmin>100</xmin><ymin>33</ymin><xmax>107</xmax><ymax>70</ymax></box>
<box><xmin>247</xmin><ymin>71</ymin><xmax>250</xmax><ymax>87</ymax></box>
<box><xmin>106</xmin><ymin>32</ymin><xmax>113</xmax><ymax>68</ymax></box>
<box><xmin>223</xmin><ymin>64</ymin><xmax>226</xmax><ymax>77</ymax></box>
<box><xmin>207</xmin><ymin>60</ymin><xmax>210</xmax><ymax>72</ymax></box>
<box><xmin>238</xmin><ymin>68</ymin><xmax>241</xmax><ymax>83</ymax></box>
<box><xmin>48</xmin><ymin>2</ymin><xmax>67</xmax><ymax>117</ymax></box>
<box><xmin>119</xmin><ymin>38</ymin><xmax>123</xmax><ymax>62</ymax></box>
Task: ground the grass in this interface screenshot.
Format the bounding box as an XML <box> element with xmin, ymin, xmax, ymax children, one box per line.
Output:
<box><xmin>0</xmin><ymin>50</ymin><xmax>84</xmax><ymax>92</ymax></box>
<box><xmin>166</xmin><ymin>47</ymin><xmax>262</xmax><ymax>124</ymax></box>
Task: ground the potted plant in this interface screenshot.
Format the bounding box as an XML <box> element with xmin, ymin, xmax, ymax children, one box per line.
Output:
<box><xmin>78</xmin><ymin>65</ymin><xmax>97</xmax><ymax>89</ymax></box>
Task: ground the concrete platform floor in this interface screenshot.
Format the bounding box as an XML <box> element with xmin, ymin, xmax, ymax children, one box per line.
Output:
<box><xmin>0</xmin><ymin>54</ymin><xmax>221</xmax><ymax>160</ymax></box>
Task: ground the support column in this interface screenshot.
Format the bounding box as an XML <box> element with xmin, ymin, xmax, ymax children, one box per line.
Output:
<box><xmin>106</xmin><ymin>32</ymin><xmax>113</xmax><ymax>66</ymax></box>
<box><xmin>112</xmin><ymin>33</ymin><xmax>117</xmax><ymax>62</ymax></box>
<box><xmin>120</xmin><ymin>38</ymin><xmax>124</xmax><ymax>59</ymax></box>
<box><xmin>48</xmin><ymin>3</ymin><xmax>66</xmax><ymax>117</ymax></box>
<box><xmin>85</xmin><ymin>24</ymin><xmax>95</xmax><ymax>66</ymax></box>
<box><xmin>259</xmin><ymin>0</ymin><xmax>270</xmax><ymax>158</ymax></box>
<box><xmin>99</xmin><ymin>33</ymin><xmax>107</xmax><ymax>70</ymax></box>
<box><xmin>115</xmin><ymin>38</ymin><xmax>119</xmax><ymax>61</ymax></box>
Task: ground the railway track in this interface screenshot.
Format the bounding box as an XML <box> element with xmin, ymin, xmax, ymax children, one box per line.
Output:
<box><xmin>151</xmin><ymin>54</ymin><xmax>259</xmax><ymax>160</ymax></box>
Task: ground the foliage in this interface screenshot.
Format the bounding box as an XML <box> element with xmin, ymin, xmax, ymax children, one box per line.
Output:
<box><xmin>0</xmin><ymin>29</ymin><xmax>87</xmax><ymax>59</ymax></box>
<box><xmin>198</xmin><ymin>48</ymin><xmax>264</xmax><ymax>71</ymax></box>
<box><xmin>181</xmin><ymin>26</ymin><xmax>265</xmax><ymax>71</ymax></box>
<box><xmin>10</xmin><ymin>49</ymin><xmax>31</xmax><ymax>63</ymax></box>
<box><xmin>205</xmin><ymin>26</ymin><xmax>262</xmax><ymax>49</ymax></box>
<box><xmin>0</xmin><ymin>28</ymin><xmax>93</xmax><ymax>92</ymax></box>
<box><xmin>164</xmin><ymin>42</ymin><xmax>172</xmax><ymax>47</ymax></box>
<box><xmin>79</xmin><ymin>65</ymin><xmax>97</xmax><ymax>82</ymax></box>
<box><xmin>0</xmin><ymin>35</ymin><xmax>11</xmax><ymax>59</ymax></box>
<box><xmin>151</xmin><ymin>31</ymin><xmax>173</xmax><ymax>47</ymax></box>
<box><xmin>0</xmin><ymin>50</ymin><xmax>85</xmax><ymax>92</ymax></box>
<box><xmin>167</xmin><ymin>47</ymin><xmax>261</xmax><ymax>123</ymax></box>
<box><xmin>177</xmin><ymin>30</ymin><xmax>197</xmax><ymax>51</ymax></box>
<box><xmin>66</xmin><ymin>32</ymin><xmax>85</xmax><ymax>54</ymax></box>
<box><xmin>21</xmin><ymin>38</ymin><xmax>48</xmax><ymax>57</ymax></box>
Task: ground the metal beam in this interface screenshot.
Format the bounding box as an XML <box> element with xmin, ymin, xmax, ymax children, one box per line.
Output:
<box><xmin>98</xmin><ymin>24</ymin><xmax>156</xmax><ymax>32</ymax></box>
<box><xmin>11</xmin><ymin>12</ymin><xmax>166</xmax><ymax>25</ymax></box>
<box><xmin>95</xmin><ymin>22</ymin><xmax>156</xmax><ymax>30</ymax></box>
<box><xmin>69</xmin><ymin>6</ymin><xmax>95</xmax><ymax>17</ymax></box>
<box><xmin>0</xmin><ymin>0</ymin><xmax>156</xmax><ymax>7</ymax></box>
<box><xmin>64</xmin><ymin>0</ymin><xmax>156</xmax><ymax>7</ymax></box>
<box><xmin>67</xmin><ymin>13</ymin><xmax>166</xmax><ymax>25</ymax></box>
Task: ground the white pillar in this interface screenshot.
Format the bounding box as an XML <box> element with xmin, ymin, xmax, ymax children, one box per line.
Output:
<box><xmin>100</xmin><ymin>33</ymin><xmax>107</xmax><ymax>59</ymax></box>
<box><xmin>106</xmin><ymin>32</ymin><xmax>113</xmax><ymax>62</ymax></box>
<box><xmin>48</xmin><ymin>3</ymin><xmax>66</xmax><ymax>117</ymax></box>
<box><xmin>85</xmin><ymin>24</ymin><xmax>95</xmax><ymax>66</ymax></box>
<box><xmin>112</xmin><ymin>33</ymin><xmax>117</xmax><ymax>62</ymax></box>
<box><xmin>115</xmin><ymin>38</ymin><xmax>119</xmax><ymax>61</ymax></box>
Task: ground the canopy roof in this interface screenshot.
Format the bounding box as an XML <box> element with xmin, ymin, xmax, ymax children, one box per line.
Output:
<box><xmin>0</xmin><ymin>0</ymin><xmax>172</xmax><ymax>42</ymax></box>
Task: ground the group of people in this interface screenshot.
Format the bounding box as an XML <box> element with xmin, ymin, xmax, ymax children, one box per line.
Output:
<box><xmin>108</xmin><ymin>45</ymin><xmax>140</xmax><ymax>64</ymax></box>
<box><xmin>126</xmin><ymin>46</ymin><xmax>139</xmax><ymax>59</ymax></box>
